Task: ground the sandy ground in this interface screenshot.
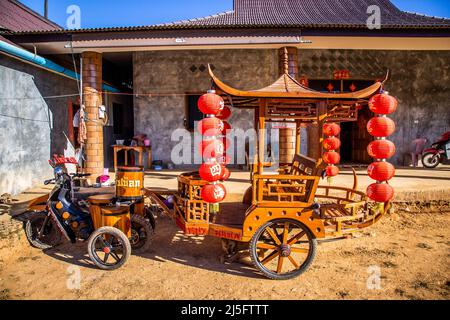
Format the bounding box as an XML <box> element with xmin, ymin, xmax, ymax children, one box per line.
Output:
<box><xmin>1</xmin><ymin>206</ymin><xmax>449</xmax><ymax>300</ymax></box>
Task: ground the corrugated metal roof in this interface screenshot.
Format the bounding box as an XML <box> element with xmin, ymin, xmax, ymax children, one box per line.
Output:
<box><xmin>0</xmin><ymin>0</ymin><xmax>61</xmax><ymax>32</ymax></box>
<box><xmin>2</xmin><ymin>0</ymin><xmax>449</xmax><ymax>35</ymax></box>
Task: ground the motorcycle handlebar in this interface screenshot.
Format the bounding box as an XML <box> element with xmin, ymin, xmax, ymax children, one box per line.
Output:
<box><xmin>44</xmin><ymin>179</ymin><xmax>54</xmax><ymax>185</ymax></box>
<box><xmin>71</xmin><ymin>173</ymin><xmax>91</xmax><ymax>178</ymax></box>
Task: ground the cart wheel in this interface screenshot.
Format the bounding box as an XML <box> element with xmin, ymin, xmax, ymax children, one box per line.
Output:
<box><xmin>87</xmin><ymin>227</ymin><xmax>131</xmax><ymax>270</ymax></box>
<box><xmin>130</xmin><ymin>214</ymin><xmax>154</xmax><ymax>254</ymax></box>
<box><xmin>249</xmin><ymin>219</ymin><xmax>317</xmax><ymax>280</ymax></box>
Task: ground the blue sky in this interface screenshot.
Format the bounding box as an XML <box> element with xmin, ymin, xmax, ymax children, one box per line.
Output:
<box><xmin>20</xmin><ymin>0</ymin><xmax>450</xmax><ymax>29</ymax></box>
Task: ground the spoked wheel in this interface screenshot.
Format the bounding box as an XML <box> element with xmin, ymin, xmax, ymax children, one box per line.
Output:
<box><xmin>87</xmin><ymin>227</ymin><xmax>131</xmax><ymax>270</ymax></box>
<box><xmin>249</xmin><ymin>219</ymin><xmax>317</xmax><ymax>280</ymax></box>
<box><xmin>422</xmin><ymin>152</ymin><xmax>440</xmax><ymax>168</ymax></box>
<box><xmin>25</xmin><ymin>212</ymin><xmax>62</xmax><ymax>250</ymax></box>
<box><xmin>129</xmin><ymin>214</ymin><xmax>154</xmax><ymax>254</ymax></box>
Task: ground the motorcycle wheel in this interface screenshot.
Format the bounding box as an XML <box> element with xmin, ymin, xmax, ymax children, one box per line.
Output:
<box><xmin>87</xmin><ymin>226</ymin><xmax>131</xmax><ymax>270</ymax></box>
<box><xmin>25</xmin><ymin>211</ymin><xmax>62</xmax><ymax>250</ymax></box>
<box><xmin>422</xmin><ymin>152</ymin><xmax>440</xmax><ymax>168</ymax></box>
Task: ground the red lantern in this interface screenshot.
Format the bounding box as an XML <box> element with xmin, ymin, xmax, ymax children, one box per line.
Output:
<box><xmin>199</xmin><ymin>162</ymin><xmax>223</xmax><ymax>182</ymax></box>
<box><xmin>201</xmin><ymin>183</ymin><xmax>227</xmax><ymax>203</ymax></box>
<box><xmin>217</xmin><ymin>154</ymin><xmax>232</xmax><ymax>165</ymax></box>
<box><xmin>198</xmin><ymin>117</ymin><xmax>224</xmax><ymax>136</ymax></box>
<box><xmin>198</xmin><ymin>93</ymin><xmax>224</xmax><ymax>115</ymax></box>
<box><xmin>367</xmin><ymin>140</ymin><xmax>396</xmax><ymax>159</ymax></box>
<box><xmin>369</xmin><ymin>93</ymin><xmax>398</xmax><ymax>115</ymax></box>
<box><xmin>221</xmin><ymin>121</ymin><xmax>232</xmax><ymax>135</ymax></box>
<box><xmin>199</xmin><ymin>139</ymin><xmax>224</xmax><ymax>158</ymax></box>
<box><xmin>323</xmin><ymin>123</ymin><xmax>341</xmax><ymax>137</ymax></box>
<box><xmin>216</xmin><ymin>106</ymin><xmax>231</xmax><ymax>120</ymax></box>
<box><xmin>366</xmin><ymin>183</ymin><xmax>394</xmax><ymax>202</ymax></box>
<box><xmin>367</xmin><ymin>161</ymin><xmax>395</xmax><ymax>181</ymax></box>
<box><xmin>323</xmin><ymin>151</ymin><xmax>340</xmax><ymax>165</ymax></box>
<box><xmin>367</xmin><ymin>117</ymin><xmax>396</xmax><ymax>137</ymax></box>
<box><xmin>323</xmin><ymin>137</ymin><xmax>341</xmax><ymax>151</ymax></box>
<box><xmin>220</xmin><ymin>166</ymin><xmax>231</xmax><ymax>181</ymax></box>
<box><xmin>326</xmin><ymin>165</ymin><xmax>339</xmax><ymax>177</ymax></box>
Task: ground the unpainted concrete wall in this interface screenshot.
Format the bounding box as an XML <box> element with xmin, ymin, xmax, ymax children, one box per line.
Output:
<box><xmin>299</xmin><ymin>49</ymin><xmax>450</xmax><ymax>165</ymax></box>
<box><xmin>133</xmin><ymin>49</ymin><xmax>278</xmax><ymax>165</ymax></box>
<box><xmin>134</xmin><ymin>49</ymin><xmax>450</xmax><ymax>167</ymax></box>
<box><xmin>0</xmin><ymin>55</ymin><xmax>79</xmax><ymax>195</ymax></box>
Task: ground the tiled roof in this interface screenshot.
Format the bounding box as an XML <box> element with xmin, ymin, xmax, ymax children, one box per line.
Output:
<box><xmin>0</xmin><ymin>0</ymin><xmax>61</xmax><ymax>32</ymax></box>
<box><xmin>165</xmin><ymin>0</ymin><xmax>450</xmax><ymax>29</ymax></box>
<box><xmin>1</xmin><ymin>0</ymin><xmax>449</xmax><ymax>35</ymax></box>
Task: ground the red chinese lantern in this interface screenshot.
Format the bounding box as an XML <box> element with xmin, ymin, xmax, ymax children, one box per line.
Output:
<box><xmin>220</xmin><ymin>166</ymin><xmax>231</xmax><ymax>181</ymax></box>
<box><xmin>326</xmin><ymin>165</ymin><xmax>339</xmax><ymax>177</ymax></box>
<box><xmin>323</xmin><ymin>123</ymin><xmax>341</xmax><ymax>137</ymax></box>
<box><xmin>216</xmin><ymin>106</ymin><xmax>231</xmax><ymax>120</ymax></box>
<box><xmin>217</xmin><ymin>154</ymin><xmax>232</xmax><ymax>165</ymax></box>
<box><xmin>221</xmin><ymin>121</ymin><xmax>232</xmax><ymax>135</ymax></box>
<box><xmin>198</xmin><ymin>117</ymin><xmax>224</xmax><ymax>136</ymax></box>
<box><xmin>367</xmin><ymin>117</ymin><xmax>396</xmax><ymax>137</ymax></box>
<box><xmin>199</xmin><ymin>162</ymin><xmax>223</xmax><ymax>182</ymax></box>
<box><xmin>199</xmin><ymin>139</ymin><xmax>224</xmax><ymax>158</ymax></box>
<box><xmin>198</xmin><ymin>92</ymin><xmax>224</xmax><ymax>115</ymax></box>
<box><xmin>367</xmin><ymin>140</ymin><xmax>396</xmax><ymax>159</ymax></box>
<box><xmin>323</xmin><ymin>137</ymin><xmax>341</xmax><ymax>151</ymax></box>
<box><xmin>369</xmin><ymin>93</ymin><xmax>398</xmax><ymax>115</ymax></box>
<box><xmin>366</xmin><ymin>183</ymin><xmax>394</xmax><ymax>202</ymax></box>
<box><xmin>201</xmin><ymin>183</ymin><xmax>227</xmax><ymax>203</ymax></box>
<box><xmin>323</xmin><ymin>151</ymin><xmax>340</xmax><ymax>165</ymax></box>
<box><xmin>367</xmin><ymin>161</ymin><xmax>395</xmax><ymax>181</ymax></box>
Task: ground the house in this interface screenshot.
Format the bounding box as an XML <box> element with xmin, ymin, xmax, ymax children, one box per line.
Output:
<box><xmin>1</xmin><ymin>0</ymin><xmax>449</xmax><ymax>194</ymax></box>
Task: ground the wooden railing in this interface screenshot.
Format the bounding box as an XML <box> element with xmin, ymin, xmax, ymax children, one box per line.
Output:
<box><xmin>252</xmin><ymin>174</ymin><xmax>320</xmax><ymax>206</ymax></box>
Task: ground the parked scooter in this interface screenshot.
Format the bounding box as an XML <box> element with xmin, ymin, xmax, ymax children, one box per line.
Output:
<box><xmin>422</xmin><ymin>132</ymin><xmax>450</xmax><ymax>168</ymax></box>
<box><xmin>24</xmin><ymin>158</ymin><xmax>154</xmax><ymax>269</ymax></box>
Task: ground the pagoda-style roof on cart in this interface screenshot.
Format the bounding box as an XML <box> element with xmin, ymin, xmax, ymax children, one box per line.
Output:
<box><xmin>208</xmin><ymin>65</ymin><xmax>384</xmax><ymax>122</ymax></box>
<box><xmin>209</xmin><ymin>65</ymin><xmax>382</xmax><ymax>101</ymax></box>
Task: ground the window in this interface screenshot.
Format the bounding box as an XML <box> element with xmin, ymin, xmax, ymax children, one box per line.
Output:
<box><xmin>186</xmin><ymin>94</ymin><xmax>204</xmax><ymax>131</ymax></box>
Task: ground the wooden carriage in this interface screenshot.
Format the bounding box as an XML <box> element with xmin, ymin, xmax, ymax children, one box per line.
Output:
<box><xmin>145</xmin><ymin>65</ymin><xmax>390</xmax><ymax>280</ymax></box>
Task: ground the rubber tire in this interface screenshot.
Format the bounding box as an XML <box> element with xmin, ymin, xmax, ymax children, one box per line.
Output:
<box><xmin>249</xmin><ymin>219</ymin><xmax>317</xmax><ymax>280</ymax></box>
<box><xmin>422</xmin><ymin>152</ymin><xmax>440</xmax><ymax>168</ymax></box>
<box><xmin>87</xmin><ymin>226</ymin><xmax>131</xmax><ymax>270</ymax></box>
<box><xmin>130</xmin><ymin>214</ymin><xmax>154</xmax><ymax>254</ymax></box>
<box><xmin>25</xmin><ymin>212</ymin><xmax>62</xmax><ymax>250</ymax></box>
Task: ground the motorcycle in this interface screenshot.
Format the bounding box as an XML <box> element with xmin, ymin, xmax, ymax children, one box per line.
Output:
<box><xmin>24</xmin><ymin>159</ymin><xmax>154</xmax><ymax>270</ymax></box>
<box><xmin>422</xmin><ymin>132</ymin><xmax>450</xmax><ymax>169</ymax></box>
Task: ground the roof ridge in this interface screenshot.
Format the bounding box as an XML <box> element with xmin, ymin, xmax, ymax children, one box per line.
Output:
<box><xmin>402</xmin><ymin>10</ymin><xmax>450</xmax><ymax>21</ymax></box>
<box><xmin>161</xmin><ymin>10</ymin><xmax>234</xmax><ymax>26</ymax></box>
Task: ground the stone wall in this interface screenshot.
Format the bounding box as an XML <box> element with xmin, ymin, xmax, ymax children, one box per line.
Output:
<box><xmin>133</xmin><ymin>48</ymin><xmax>450</xmax><ymax>167</ymax></box>
<box><xmin>298</xmin><ymin>49</ymin><xmax>450</xmax><ymax>165</ymax></box>
<box><xmin>133</xmin><ymin>49</ymin><xmax>278</xmax><ymax>165</ymax></box>
<box><xmin>0</xmin><ymin>55</ymin><xmax>79</xmax><ymax>195</ymax></box>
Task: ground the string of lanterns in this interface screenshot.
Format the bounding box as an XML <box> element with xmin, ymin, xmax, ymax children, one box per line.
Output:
<box><xmin>366</xmin><ymin>91</ymin><xmax>398</xmax><ymax>202</ymax></box>
<box><xmin>322</xmin><ymin>122</ymin><xmax>341</xmax><ymax>177</ymax></box>
<box><xmin>197</xmin><ymin>90</ymin><xmax>231</xmax><ymax>203</ymax></box>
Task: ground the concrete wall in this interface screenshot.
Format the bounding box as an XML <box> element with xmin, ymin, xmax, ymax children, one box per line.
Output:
<box><xmin>0</xmin><ymin>55</ymin><xmax>79</xmax><ymax>195</ymax></box>
<box><xmin>299</xmin><ymin>49</ymin><xmax>450</xmax><ymax>165</ymax></box>
<box><xmin>133</xmin><ymin>49</ymin><xmax>278</xmax><ymax>165</ymax></box>
<box><xmin>133</xmin><ymin>48</ymin><xmax>450</xmax><ymax>167</ymax></box>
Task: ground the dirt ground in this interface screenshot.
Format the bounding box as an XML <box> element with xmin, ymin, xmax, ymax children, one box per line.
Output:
<box><xmin>1</xmin><ymin>206</ymin><xmax>449</xmax><ymax>300</ymax></box>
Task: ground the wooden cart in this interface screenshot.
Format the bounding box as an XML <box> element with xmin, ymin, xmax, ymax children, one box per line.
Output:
<box><xmin>143</xmin><ymin>66</ymin><xmax>390</xmax><ymax>280</ymax></box>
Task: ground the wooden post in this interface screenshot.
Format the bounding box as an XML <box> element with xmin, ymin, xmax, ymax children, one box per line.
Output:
<box><xmin>278</xmin><ymin>47</ymin><xmax>299</xmax><ymax>164</ymax></box>
<box><xmin>295</xmin><ymin>120</ymin><xmax>302</xmax><ymax>154</ymax></box>
<box><xmin>316</xmin><ymin>102</ymin><xmax>328</xmax><ymax>164</ymax></box>
<box><xmin>82</xmin><ymin>51</ymin><xmax>104</xmax><ymax>181</ymax></box>
<box><xmin>258</xmin><ymin>99</ymin><xmax>267</xmax><ymax>175</ymax></box>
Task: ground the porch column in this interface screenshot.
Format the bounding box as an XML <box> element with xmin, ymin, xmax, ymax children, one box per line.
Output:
<box><xmin>82</xmin><ymin>51</ymin><xmax>104</xmax><ymax>181</ymax></box>
<box><xmin>278</xmin><ymin>47</ymin><xmax>298</xmax><ymax>164</ymax></box>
